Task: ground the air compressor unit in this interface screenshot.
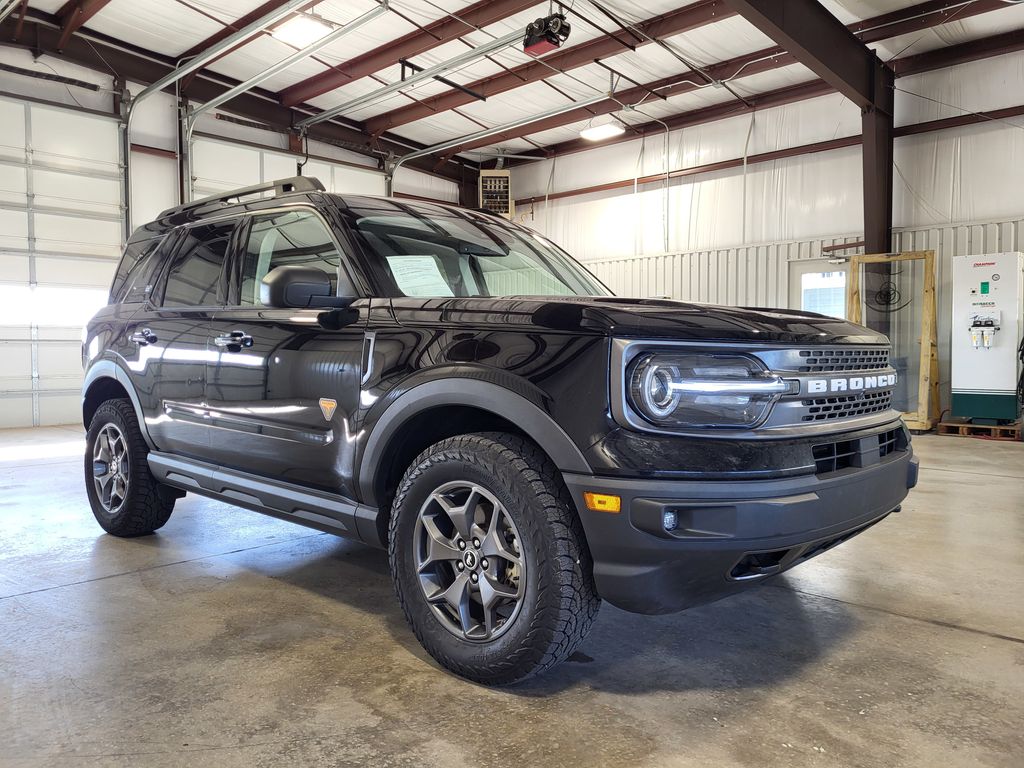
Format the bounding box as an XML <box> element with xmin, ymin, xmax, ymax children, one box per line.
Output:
<box><xmin>951</xmin><ymin>251</ymin><xmax>1024</xmax><ymax>423</ymax></box>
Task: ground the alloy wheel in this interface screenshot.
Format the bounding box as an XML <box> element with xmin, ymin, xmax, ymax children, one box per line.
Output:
<box><xmin>414</xmin><ymin>481</ymin><xmax>526</xmax><ymax>642</ymax></box>
<box><xmin>92</xmin><ymin>423</ymin><xmax>129</xmax><ymax>514</ymax></box>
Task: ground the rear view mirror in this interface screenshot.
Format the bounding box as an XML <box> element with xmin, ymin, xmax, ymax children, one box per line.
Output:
<box><xmin>260</xmin><ymin>265</ymin><xmax>348</xmax><ymax>308</ymax></box>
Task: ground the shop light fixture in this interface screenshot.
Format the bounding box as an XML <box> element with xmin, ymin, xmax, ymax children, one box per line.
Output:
<box><xmin>272</xmin><ymin>13</ymin><xmax>334</xmax><ymax>48</ymax></box>
<box><xmin>580</xmin><ymin>116</ymin><xmax>625</xmax><ymax>141</ymax></box>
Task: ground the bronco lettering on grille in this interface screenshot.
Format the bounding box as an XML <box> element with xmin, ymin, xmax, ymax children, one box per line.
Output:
<box><xmin>805</xmin><ymin>373</ymin><xmax>898</xmax><ymax>394</ymax></box>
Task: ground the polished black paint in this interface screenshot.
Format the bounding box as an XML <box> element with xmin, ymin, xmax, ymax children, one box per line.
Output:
<box><xmin>83</xmin><ymin>188</ymin><xmax>911</xmax><ymax>615</ymax></box>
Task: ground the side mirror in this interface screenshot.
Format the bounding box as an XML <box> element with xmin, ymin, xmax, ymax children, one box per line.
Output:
<box><xmin>260</xmin><ymin>265</ymin><xmax>348</xmax><ymax>308</ymax></box>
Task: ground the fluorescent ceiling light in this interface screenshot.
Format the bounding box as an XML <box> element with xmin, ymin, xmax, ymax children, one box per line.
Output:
<box><xmin>580</xmin><ymin>118</ymin><xmax>625</xmax><ymax>141</ymax></box>
<box><xmin>272</xmin><ymin>13</ymin><xmax>333</xmax><ymax>48</ymax></box>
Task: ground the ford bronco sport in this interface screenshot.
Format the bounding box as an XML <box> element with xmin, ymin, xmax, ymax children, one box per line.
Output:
<box><xmin>82</xmin><ymin>177</ymin><xmax>918</xmax><ymax>684</ymax></box>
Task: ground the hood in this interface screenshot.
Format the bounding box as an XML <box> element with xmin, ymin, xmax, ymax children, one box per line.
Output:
<box><xmin>388</xmin><ymin>296</ymin><xmax>887</xmax><ymax>345</ymax></box>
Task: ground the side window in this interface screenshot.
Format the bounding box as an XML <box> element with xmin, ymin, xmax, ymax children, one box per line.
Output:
<box><xmin>161</xmin><ymin>221</ymin><xmax>235</xmax><ymax>307</ymax></box>
<box><xmin>238</xmin><ymin>209</ymin><xmax>347</xmax><ymax>306</ymax></box>
<box><xmin>110</xmin><ymin>235</ymin><xmax>164</xmax><ymax>303</ymax></box>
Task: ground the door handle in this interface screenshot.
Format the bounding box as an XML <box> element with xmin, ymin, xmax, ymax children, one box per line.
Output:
<box><xmin>214</xmin><ymin>331</ymin><xmax>254</xmax><ymax>349</ymax></box>
<box><xmin>129</xmin><ymin>328</ymin><xmax>158</xmax><ymax>345</ymax></box>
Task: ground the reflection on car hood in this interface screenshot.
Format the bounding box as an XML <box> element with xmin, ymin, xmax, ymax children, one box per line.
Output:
<box><xmin>388</xmin><ymin>296</ymin><xmax>887</xmax><ymax>345</ymax></box>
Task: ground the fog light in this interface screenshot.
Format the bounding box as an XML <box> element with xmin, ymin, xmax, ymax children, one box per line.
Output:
<box><xmin>584</xmin><ymin>492</ymin><xmax>621</xmax><ymax>513</ymax></box>
<box><xmin>662</xmin><ymin>510</ymin><xmax>678</xmax><ymax>531</ymax></box>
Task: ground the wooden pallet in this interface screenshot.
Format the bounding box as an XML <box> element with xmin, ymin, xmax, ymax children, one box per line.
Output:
<box><xmin>937</xmin><ymin>419</ymin><xmax>1022</xmax><ymax>441</ymax></box>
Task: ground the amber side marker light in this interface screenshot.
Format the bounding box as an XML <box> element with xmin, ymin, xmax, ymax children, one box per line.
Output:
<box><xmin>584</xmin><ymin>492</ymin><xmax>621</xmax><ymax>513</ymax></box>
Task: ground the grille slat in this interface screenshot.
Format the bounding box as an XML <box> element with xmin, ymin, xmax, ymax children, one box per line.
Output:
<box><xmin>796</xmin><ymin>348</ymin><xmax>889</xmax><ymax>373</ymax></box>
<box><xmin>801</xmin><ymin>391</ymin><xmax>893</xmax><ymax>422</ymax></box>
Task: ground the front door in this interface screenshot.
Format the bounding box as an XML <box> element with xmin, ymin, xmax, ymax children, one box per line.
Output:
<box><xmin>123</xmin><ymin>219</ymin><xmax>236</xmax><ymax>459</ymax></box>
<box><xmin>205</xmin><ymin>207</ymin><xmax>367</xmax><ymax>497</ymax></box>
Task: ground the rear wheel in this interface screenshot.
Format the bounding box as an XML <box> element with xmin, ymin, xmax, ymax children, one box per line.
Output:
<box><xmin>389</xmin><ymin>432</ymin><xmax>600</xmax><ymax>685</ymax></box>
<box><xmin>85</xmin><ymin>399</ymin><xmax>175</xmax><ymax>537</ymax></box>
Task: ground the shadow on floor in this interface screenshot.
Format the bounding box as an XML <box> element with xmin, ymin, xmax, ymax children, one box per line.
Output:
<box><xmin>243</xmin><ymin>537</ymin><xmax>859</xmax><ymax>696</ymax></box>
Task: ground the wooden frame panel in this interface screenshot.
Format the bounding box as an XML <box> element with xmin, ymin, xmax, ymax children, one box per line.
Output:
<box><xmin>847</xmin><ymin>250</ymin><xmax>939</xmax><ymax>431</ymax></box>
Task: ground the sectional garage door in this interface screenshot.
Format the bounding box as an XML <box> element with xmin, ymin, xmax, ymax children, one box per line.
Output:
<box><xmin>0</xmin><ymin>96</ymin><xmax>123</xmax><ymax>427</ymax></box>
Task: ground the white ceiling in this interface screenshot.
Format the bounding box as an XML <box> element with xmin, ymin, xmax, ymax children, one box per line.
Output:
<box><xmin>30</xmin><ymin>0</ymin><xmax>1024</xmax><ymax>160</ymax></box>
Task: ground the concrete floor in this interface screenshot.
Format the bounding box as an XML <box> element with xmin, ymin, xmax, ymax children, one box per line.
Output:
<box><xmin>1</xmin><ymin>427</ymin><xmax>1022</xmax><ymax>768</ymax></box>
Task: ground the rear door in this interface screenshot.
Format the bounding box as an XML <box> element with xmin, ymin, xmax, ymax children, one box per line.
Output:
<box><xmin>206</xmin><ymin>206</ymin><xmax>368</xmax><ymax>497</ymax></box>
<box><xmin>122</xmin><ymin>219</ymin><xmax>236</xmax><ymax>459</ymax></box>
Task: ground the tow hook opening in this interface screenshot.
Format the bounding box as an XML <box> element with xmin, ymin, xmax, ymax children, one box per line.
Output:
<box><xmin>729</xmin><ymin>549</ymin><xmax>790</xmax><ymax>580</ymax></box>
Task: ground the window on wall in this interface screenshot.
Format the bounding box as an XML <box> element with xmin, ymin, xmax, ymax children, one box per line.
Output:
<box><xmin>238</xmin><ymin>209</ymin><xmax>345</xmax><ymax>306</ymax></box>
<box><xmin>161</xmin><ymin>221</ymin><xmax>235</xmax><ymax>307</ymax></box>
<box><xmin>801</xmin><ymin>271</ymin><xmax>847</xmax><ymax>319</ymax></box>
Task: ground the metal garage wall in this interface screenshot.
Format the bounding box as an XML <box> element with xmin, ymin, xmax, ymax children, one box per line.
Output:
<box><xmin>586</xmin><ymin>217</ymin><xmax>1024</xmax><ymax>412</ymax></box>
<box><xmin>0</xmin><ymin>96</ymin><xmax>123</xmax><ymax>427</ymax></box>
<box><xmin>585</xmin><ymin>233</ymin><xmax>863</xmax><ymax>308</ymax></box>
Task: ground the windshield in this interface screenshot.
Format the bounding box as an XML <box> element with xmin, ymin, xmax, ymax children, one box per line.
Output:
<box><xmin>338</xmin><ymin>198</ymin><xmax>610</xmax><ymax>298</ymax></box>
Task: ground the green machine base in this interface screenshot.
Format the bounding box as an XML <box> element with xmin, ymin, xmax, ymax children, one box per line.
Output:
<box><xmin>951</xmin><ymin>392</ymin><xmax>1021</xmax><ymax>423</ymax></box>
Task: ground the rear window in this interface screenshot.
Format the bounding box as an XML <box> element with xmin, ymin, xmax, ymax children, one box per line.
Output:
<box><xmin>160</xmin><ymin>221</ymin><xmax>236</xmax><ymax>307</ymax></box>
<box><xmin>110</xmin><ymin>236</ymin><xmax>165</xmax><ymax>304</ymax></box>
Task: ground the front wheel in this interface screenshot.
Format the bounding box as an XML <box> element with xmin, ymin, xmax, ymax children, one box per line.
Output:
<box><xmin>85</xmin><ymin>399</ymin><xmax>175</xmax><ymax>537</ymax></box>
<box><xmin>389</xmin><ymin>432</ymin><xmax>600</xmax><ymax>685</ymax></box>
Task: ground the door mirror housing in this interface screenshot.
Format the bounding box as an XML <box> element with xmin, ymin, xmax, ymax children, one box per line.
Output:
<box><xmin>260</xmin><ymin>265</ymin><xmax>350</xmax><ymax>308</ymax></box>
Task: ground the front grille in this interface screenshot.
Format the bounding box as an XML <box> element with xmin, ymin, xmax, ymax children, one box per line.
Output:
<box><xmin>812</xmin><ymin>427</ymin><xmax>907</xmax><ymax>475</ymax></box>
<box><xmin>812</xmin><ymin>439</ymin><xmax>859</xmax><ymax>473</ymax></box>
<box><xmin>878</xmin><ymin>427</ymin><xmax>901</xmax><ymax>457</ymax></box>
<box><xmin>797</xmin><ymin>348</ymin><xmax>889</xmax><ymax>372</ymax></box>
<box><xmin>801</xmin><ymin>390</ymin><xmax>893</xmax><ymax>422</ymax></box>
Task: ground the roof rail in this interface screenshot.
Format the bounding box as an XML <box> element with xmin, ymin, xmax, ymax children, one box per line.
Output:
<box><xmin>159</xmin><ymin>176</ymin><xmax>325</xmax><ymax>220</ymax></box>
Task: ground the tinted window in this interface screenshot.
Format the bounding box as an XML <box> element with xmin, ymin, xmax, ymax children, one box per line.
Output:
<box><xmin>161</xmin><ymin>222</ymin><xmax>235</xmax><ymax>307</ymax></box>
<box><xmin>238</xmin><ymin>210</ymin><xmax>346</xmax><ymax>306</ymax></box>
<box><xmin>110</xmin><ymin>236</ymin><xmax>164</xmax><ymax>303</ymax></box>
<box><xmin>341</xmin><ymin>200</ymin><xmax>608</xmax><ymax>298</ymax></box>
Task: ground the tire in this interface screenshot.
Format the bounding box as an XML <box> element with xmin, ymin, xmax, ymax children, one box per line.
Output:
<box><xmin>85</xmin><ymin>398</ymin><xmax>175</xmax><ymax>537</ymax></box>
<box><xmin>389</xmin><ymin>432</ymin><xmax>600</xmax><ymax>685</ymax></box>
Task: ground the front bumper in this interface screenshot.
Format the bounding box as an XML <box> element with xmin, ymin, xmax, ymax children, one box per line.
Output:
<box><xmin>564</xmin><ymin>447</ymin><xmax>918</xmax><ymax>614</ymax></box>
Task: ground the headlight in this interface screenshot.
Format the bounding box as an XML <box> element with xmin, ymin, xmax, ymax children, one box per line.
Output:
<box><xmin>627</xmin><ymin>352</ymin><xmax>792</xmax><ymax>429</ymax></box>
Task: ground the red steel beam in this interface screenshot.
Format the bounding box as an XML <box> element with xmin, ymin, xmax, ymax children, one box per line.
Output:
<box><xmin>363</xmin><ymin>0</ymin><xmax>736</xmax><ymax>135</ymax></box>
<box><xmin>508</xmin><ymin>12</ymin><xmax>1020</xmax><ymax>161</ymax></box>
<box><xmin>179</xmin><ymin>0</ymin><xmax>303</xmax><ymax>58</ymax></box>
<box><xmin>279</xmin><ymin>0</ymin><xmax>540</xmax><ymax>107</ymax></box>
<box><xmin>56</xmin><ymin>0</ymin><xmax>111</xmax><ymax>50</ymax></box>
<box><xmin>514</xmin><ymin>100</ymin><xmax>1024</xmax><ymax>206</ymax></box>
<box><xmin>368</xmin><ymin>0</ymin><xmax>1009</xmax><ymax>138</ymax></box>
<box><xmin>891</xmin><ymin>27</ymin><xmax>1024</xmax><ymax>76</ymax></box>
<box><xmin>447</xmin><ymin>79</ymin><xmax>830</xmax><ymax>157</ymax></box>
<box><xmin>849</xmin><ymin>0</ymin><xmax>1010</xmax><ymax>44</ymax></box>
<box><xmin>178</xmin><ymin>0</ymin><xmax>319</xmax><ymax>92</ymax></box>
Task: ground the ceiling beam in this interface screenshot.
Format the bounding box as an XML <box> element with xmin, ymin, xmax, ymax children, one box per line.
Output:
<box><xmin>0</xmin><ymin>12</ymin><xmax>478</xmax><ymax>186</ymax></box>
<box><xmin>363</xmin><ymin>0</ymin><xmax>737</xmax><ymax>135</ymax></box>
<box><xmin>723</xmin><ymin>0</ymin><xmax>893</xmax><ymax>110</ymax></box>
<box><xmin>465</xmin><ymin>0</ymin><xmax>1009</xmax><ymax>158</ymax></box>
<box><xmin>178</xmin><ymin>0</ymin><xmax>309</xmax><ymax>59</ymax></box>
<box><xmin>56</xmin><ymin>0</ymin><xmax>111</xmax><ymax>50</ymax></box>
<box><xmin>177</xmin><ymin>0</ymin><xmax>319</xmax><ymax>92</ymax></box>
<box><xmin>363</xmin><ymin>0</ymin><xmax>1004</xmax><ymax>137</ymax></box>
<box><xmin>444</xmin><ymin>79</ymin><xmax>835</xmax><ymax>157</ymax></box>
<box><xmin>519</xmin><ymin>23</ymin><xmax>1024</xmax><ymax>162</ymax></box>
<box><xmin>279</xmin><ymin>0</ymin><xmax>539</xmax><ymax>107</ymax></box>
<box><xmin>514</xmin><ymin>100</ymin><xmax>1024</xmax><ymax>206</ymax></box>
<box><xmin>848</xmin><ymin>0</ymin><xmax>1010</xmax><ymax>44</ymax></box>
<box><xmin>891</xmin><ymin>26</ymin><xmax>1024</xmax><ymax>76</ymax></box>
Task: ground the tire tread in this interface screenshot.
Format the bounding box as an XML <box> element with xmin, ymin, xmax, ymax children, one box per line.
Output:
<box><xmin>86</xmin><ymin>398</ymin><xmax>174</xmax><ymax>537</ymax></box>
<box><xmin>388</xmin><ymin>431</ymin><xmax>600</xmax><ymax>684</ymax></box>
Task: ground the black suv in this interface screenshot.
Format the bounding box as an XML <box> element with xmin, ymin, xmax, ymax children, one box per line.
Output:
<box><xmin>83</xmin><ymin>177</ymin><xmax>918</xmax><ymax>684</ymax></box>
